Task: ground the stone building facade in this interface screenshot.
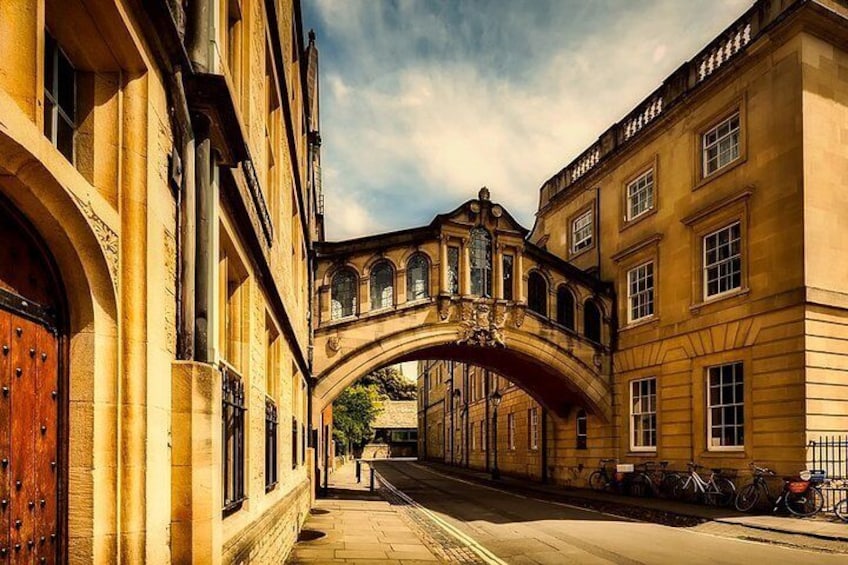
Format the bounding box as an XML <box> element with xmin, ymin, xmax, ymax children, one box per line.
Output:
<box><xmin>418</xmin><ymin>0</ymin><xmax>848</xmax><ymax>487</ymax></box>
<box><xmin>0</xmin><ymin>0</ymin><xmax>321</xmax><ymax>563</ymax></box>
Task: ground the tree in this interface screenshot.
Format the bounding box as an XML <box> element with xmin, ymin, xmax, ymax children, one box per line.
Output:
<box><xmin>359</xmin><ymin>365</ymin><xmax>416</xmax><ymax>400</ymax></box>
<box><xmin>332</xmin><ymin>384</ymin><xmax>384</xmax><ymax>454</ymax></box>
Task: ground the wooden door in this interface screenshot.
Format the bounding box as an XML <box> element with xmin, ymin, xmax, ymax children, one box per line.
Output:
<box><xmin>0</xmin><ymin>312</ymin><xmax>59</xmax><ymax>564</ymax></box>
<box><xmin>0</xmin><ymin>199</ymin><xmax>63</xmax><ymax>564</ymax></box>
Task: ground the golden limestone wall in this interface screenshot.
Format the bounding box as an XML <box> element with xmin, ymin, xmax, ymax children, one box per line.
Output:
<box><xmin>801</xmin><ymin>31</ymin><xmax>848</xmax><ymax>438</ymax></box>
<box><xmin>530</xmin><ymin>27</ymin><xmax>810</xmax><ymax>476</ymax></box>
<box><xmin>0</xmin><ymin>0</ymin><xmax>315</xmax><ymax>563</ymax></box>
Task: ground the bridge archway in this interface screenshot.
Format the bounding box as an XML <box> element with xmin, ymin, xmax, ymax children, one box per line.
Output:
<box><xmin>313</xmin><ymin>189</ymin><xmax>615</xmax><ymax>425</ymax></box>
<box><xmin>313</xmin><ymin>317</ymin><xmax>612</xmax><ymax>421</ymax></box>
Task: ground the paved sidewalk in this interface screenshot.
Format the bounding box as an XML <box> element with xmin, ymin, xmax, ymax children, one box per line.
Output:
<box><xmin>287</xmin><ymin>462</ymin><xmax>440</xmax><ymax>564</ymax></box>
<box><xmin>420</xmin><ymin>461</ymin><xmax>848</xmax><ymax>541</ymax></box>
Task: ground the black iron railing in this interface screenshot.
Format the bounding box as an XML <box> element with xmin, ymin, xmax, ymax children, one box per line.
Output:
<box><xmin>808</xmin><ymin>435</ymin><xmax>848</xmax><ymax>511</ymax></box>
<box><xmin>222</xmin><ymin>362</ymin><xmax>247</xmax><ymax>515</ymax></box>
<box><xmin>265</xmin><ymin>397</ymin><xmax>279</xmax><ymax>492</ymax></box>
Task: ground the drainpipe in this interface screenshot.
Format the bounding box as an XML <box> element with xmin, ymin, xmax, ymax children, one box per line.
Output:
<box><xmin>193</xmin><ymin>117</ymin><xmax>213</xmax><ymax>362</ymax></box>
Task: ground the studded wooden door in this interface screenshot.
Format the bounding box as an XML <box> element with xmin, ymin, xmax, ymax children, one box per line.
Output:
<box><xmin>0</xmin><ymin>312</ymin><xmax>59</xmax><ymax>564</ymax></box>
<box><xmin>0</xmin><ymin>198</ymin><xmax>63</xmax><ymax>565</ymax></box>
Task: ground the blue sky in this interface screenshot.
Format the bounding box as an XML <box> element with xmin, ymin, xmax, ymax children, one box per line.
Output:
<box><xmin>304</xmin><ymin>0</ymin><xmax>752</xmax><ymax>240</ymax></box>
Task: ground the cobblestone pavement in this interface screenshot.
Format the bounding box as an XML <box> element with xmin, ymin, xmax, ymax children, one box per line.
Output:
<box><xmin>372</xmin><ymin>460</ymin><xmax>848</xmax><ymax>564</ymax></box>
<box><xmin>288</xmin><ymin>462</ymin><xmax>468</xmax><ymax>564</ymax></box>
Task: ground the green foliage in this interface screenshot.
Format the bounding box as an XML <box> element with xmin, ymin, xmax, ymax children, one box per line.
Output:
<box><xmin>332</xmin><ymin>384</ymin><xmax>384</xmax><ymax>449</ymax></box>
<box><xmin>359</xmin><ymin>366</ymin><xmax>417</xmax><ymax>400</ymax></box>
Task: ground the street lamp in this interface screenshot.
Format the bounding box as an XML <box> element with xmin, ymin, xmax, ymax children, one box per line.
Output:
<box><xmin>490</xmin><ymin>389</ymin><xmax>502</xmax><ymax>480</ymax></box>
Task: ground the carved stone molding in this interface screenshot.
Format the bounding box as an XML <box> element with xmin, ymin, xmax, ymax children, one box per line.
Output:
<box><xmin>456</xmin><ymin>301</ymin><xmax>506</xmax><ymax>348</ymax></box>
<box><xmin>71</xmin><ymin>193</ymin><xmax>119</xmax><ymax>288</ymax></box>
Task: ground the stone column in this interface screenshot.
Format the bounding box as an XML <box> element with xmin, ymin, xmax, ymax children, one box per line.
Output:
<box><xmin>493</xmin><ymin>244</ymin><xmax>503</xmax><ymax>300</ymax></box>
<box><xmin>516</xmin><ymin>249</ymin><xmax>525</xmax><ymax>303</ymax></box>
<box><xmin>461</xmin><ymin>238</ymin><xmax>471</xmax><ymax>296</ymax></box>
<box><xmin>439</xmin><ymin>235</ymin><xmax>448</xmax><ymax>294</ymax></box>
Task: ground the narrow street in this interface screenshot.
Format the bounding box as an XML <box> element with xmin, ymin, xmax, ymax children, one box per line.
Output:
<box><xmin>365</xmin><ymin>460</ymin><xmax>848</xmax><ymax>565</ymax></box>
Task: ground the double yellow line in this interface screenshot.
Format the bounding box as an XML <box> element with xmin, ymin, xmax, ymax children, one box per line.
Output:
<box><xmin>374</xmin><ymin>469</ymin><xmax>509</xmax><ymax>565</ymax></box>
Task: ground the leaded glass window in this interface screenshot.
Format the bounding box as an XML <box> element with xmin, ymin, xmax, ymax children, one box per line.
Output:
<box><xmin>470</xmin><ymin>227</ymin><xmax>492</xmax><ymax>297</ymax></box>
<box><xmin>44</xmin><ymin>31</ymin><xmax>76</xmax><ymax>162</ymax></box>
<box><xmin>556</xmin><ymin>286</ymin><xmax>575</xmax><ymax>330</ymax></box>
<box><xmin>447</xmin><ymin>246</ymin><xmax>459</xmax><ymax>295</ymax></box>
<box><xmin>502</xmin><ymin>254</ymin><xmax>514</xmax><ymax>301</ymax></box>
<box><xmin>528</xmin><ymin>271</ymin><xmax>547</xmax><ymax>316</ymax></box>
<box><xmin>370</xmin><ymin>261</ymin><xmax>394</xmax><ymax>310</ymax></box>
<box><xmin>406</xmin><ymin>254</ymin><xmax>429</xmax><ymax>301</ymax></box>
<box><xmin>584</xmin><ymin>299</ymin><xmax>602</xmax><ymax>343</ymax></box>
<box><xmin>331</xmin><ymin>269</ymin><xmax>357</xmax><ymax>319</ymax></box>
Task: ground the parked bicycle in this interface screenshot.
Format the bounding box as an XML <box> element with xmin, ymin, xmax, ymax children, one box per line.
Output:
<box><xmin>735</xmin><ymin>462</ymin><xmax>776</xmax><ymax>512</ymax></box>
<box><xmin>735</xmin><ymin>462</ymin><xmax>825</xmax><ymax>517</ymax></box>
<box><xmin>673</xmin><ymin>462</ymin><xmax>735</xmax><ymax>506</ymax></box>
<box><xmin>588</xmin><ymin>458</ymin><xmax>618</xmax><ymax>493</ymax></box>
<box><xmin>835</xmin><ymin>492</ymin><xmax>848</xmax><ymax>522</ymax></box>
<box><xmin>629</xmin><ymin>461</ymin><xmax>678</xmax><ymax>498</ymax></box>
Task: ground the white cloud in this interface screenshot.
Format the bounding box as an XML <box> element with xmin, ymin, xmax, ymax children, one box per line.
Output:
<box><xmin>307</xmin><ymin>0</ymin><xmax>753</xmax><ymax>240</ymax></box>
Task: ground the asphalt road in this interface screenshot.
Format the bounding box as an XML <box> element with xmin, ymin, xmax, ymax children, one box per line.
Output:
<box><xmin>372</xmin><ymin>460</ymin><xmax>846</xmax><ymax>565</ymax></box>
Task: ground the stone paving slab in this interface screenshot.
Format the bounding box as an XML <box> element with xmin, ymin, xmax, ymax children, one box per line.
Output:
<box><xmin>287</xmin><ymin>463</ymin><xmax>443</xmax><ymax>564</ymax></box>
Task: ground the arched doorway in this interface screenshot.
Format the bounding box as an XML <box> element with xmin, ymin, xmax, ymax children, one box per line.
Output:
<box><xmin>0</xmin><ymin>197</ymin><xmax>66</xmax><ymax>563</ymax></box>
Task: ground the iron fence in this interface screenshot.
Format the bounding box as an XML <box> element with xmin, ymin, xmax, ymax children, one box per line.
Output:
<box><xmin>808</xmin><ymin>435</ymin><xmax>848</xmax><ymax>512</ymax></box>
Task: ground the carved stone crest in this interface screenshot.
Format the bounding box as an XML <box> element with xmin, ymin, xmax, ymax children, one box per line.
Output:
<box><xmin>328</xmin><ymin>336</ymin><xmax>342</xmax><ymax>353</ymax></box>
<box><xmin>437</xmin><ymin>295</ymin><xmax>451</xmax><ymax>321</ymax></box>
<box><xmin>512</xmin><ymin>304</ymin><xmax>526</xmax><ymax>328</ymax></box>
<box><xmin>456</xmin><ymin>302</ymin><xmax>506</xmax><ymax>348</ymax></box>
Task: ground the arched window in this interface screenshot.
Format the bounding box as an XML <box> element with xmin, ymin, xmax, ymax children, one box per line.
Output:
<box><xmin>406</xmin><ymin>254</ymin><xmax>429</xmax><ymax>301</ymax></box>
<box><xmin>370</xmin><ymin>261</ymin><xmax>394</xmax><ymax>310</ymax></box>
<box><xmin>556</xmin><ymin>286</ymin><xmax>575</xmax><ymax>330</ymax></box>
<box><xmin>584</xmin><ymin>299</ymin><xmax>602</xmax><ymax>343</ymax></box>
<box><xmin>527</xmin><ymin>271</ymin><xmax>547</xmax><ymax>316</ymax></box>
<box><xmin>470</xmin><ymin>227</ymin><xmax>492</xmax><ymax>297</ymax></box>
<box><xmin>331</xmin><ymin>269</ymin><xmax>357</xmax><ymax>320</ymax></box>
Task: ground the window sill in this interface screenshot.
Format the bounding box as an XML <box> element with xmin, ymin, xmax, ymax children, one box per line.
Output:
<box><xmin>620</xmin><ymin>207</ymin><xmax>657</xmax><ymax>233</ymax></box>
<box><xmin>702</xmin><ymin>448</ymin><xmax>746</xmax><ymax>457</ymax></box>
<box><xmin>569</xmin><ymin>245</ymin><xmax>595</xmax><ymax>261</ymax></box>
<box><xmin>690</xmin><ymin>287</ymin><xmax>749</xmax><ymax>314</ymax></box>
<box><xmin>627</xmin><ymin>450</ymin><xmax>657</xmax><ymax>457</ymax></box>
<box><xmin>621</xmin><ymin>316</ymin><xmax>658</xmax><ymax>332</ymax></box>
<box><xmin>693</xmin><ymin>156</ymin><xmax>746</xmax><ymax>192</ymax></box>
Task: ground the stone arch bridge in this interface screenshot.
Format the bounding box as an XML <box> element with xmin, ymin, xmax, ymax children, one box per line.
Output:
<box><xmin>313</xmin><ymin>189</ymin><xmax>615</xmax><ymax>422</ymax></box>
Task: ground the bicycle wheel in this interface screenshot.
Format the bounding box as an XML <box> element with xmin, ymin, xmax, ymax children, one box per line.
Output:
<box><xmin>674</xmin><ymin>477</ymin><xmax>700</xmax><ymax>503</ymax></box>
<box><xmin>834</xmin><ymin>498</ymin><xmax>848</xmax><ymax>523</ymax></box>
<box><xmin>735</xmin><ymin>483</ymin><xmax>761</xmax><ymax>512</ymax></box>
<box><xmin>660</xmin><ymin>473</ymin><xmax>682</xmax><ymax>498</ymax></box>
<box><xmin>712</xmin><ymin>477</ymin><xmax>736</xmax><ymax>507</ymax></box>
<box><xmin>588</xmin><ymin>471</ymin><xmax>606</xmax><ymax>491</ymax></box>
<box><xmin>629</xmin><ymin>474</ymin><xmax>652</xmax><ymax>497</ymax></box>
<box><xmin>784</xmin><ymin>487</ymin><xmax>824</xmax><ymax>517</ymax></box>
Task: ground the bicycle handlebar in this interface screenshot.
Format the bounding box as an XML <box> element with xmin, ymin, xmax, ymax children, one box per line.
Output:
<box><xmin>748</xmin><ymin>462</ymin><xmax>775</xmax><ymax>476</ymax></box>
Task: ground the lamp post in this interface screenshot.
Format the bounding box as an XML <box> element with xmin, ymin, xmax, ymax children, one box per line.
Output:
<box><xmin>452</xmin><ymin>388</ymin><xmax>462</xmax><ymax>466</ymax></box>
<box><xmin>490</xmin><ymin>389</ymin><xmax>502</xmax><ymax>480</ymax></box>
